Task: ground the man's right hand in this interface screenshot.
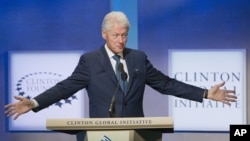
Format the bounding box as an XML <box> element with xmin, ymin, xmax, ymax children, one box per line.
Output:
<box><xmin>5</xmin><ymin>96</ymin><xmax>35</xmax><ymax>120</ymax></box>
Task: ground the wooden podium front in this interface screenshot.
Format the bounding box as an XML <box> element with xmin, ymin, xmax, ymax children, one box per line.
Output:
<box><xmin>46</xmin><ymin>117</ymin><xmax>174</xmax><ymax>141</ymax></box>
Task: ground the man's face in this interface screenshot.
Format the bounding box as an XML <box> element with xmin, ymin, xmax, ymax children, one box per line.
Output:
<box><xmin>102</xmin><ymin>23</ymin><xmax>128</xmax><ymax>54</ymax></box>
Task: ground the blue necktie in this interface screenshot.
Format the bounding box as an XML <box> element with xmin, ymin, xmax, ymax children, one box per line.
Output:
<box><xmin>112</xmin><ymin>55</ymin><xmax>127</xmax><ymax>94</ymax></box>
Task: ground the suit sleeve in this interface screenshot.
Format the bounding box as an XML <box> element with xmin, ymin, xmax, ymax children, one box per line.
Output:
<box><xmin>144</xmin><ymin>54</ymin><xmax>204</xmax><ymax>102</ymax></box>
<box><xmin>33</xmin><ymin>55</ymin><xmax>90</xmax><ymax>112</ymax></box>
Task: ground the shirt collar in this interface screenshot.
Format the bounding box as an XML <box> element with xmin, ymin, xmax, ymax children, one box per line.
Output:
<box><xmin>105</xmin><ymin>44</ymin><xmax>124</xmax><ymax>59</ymax></box>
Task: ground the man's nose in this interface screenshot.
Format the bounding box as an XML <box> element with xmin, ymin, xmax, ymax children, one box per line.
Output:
<box><xmin>117</xmin><ymin>35</ymin><xmax>125</xmax><ymax>43</ymax></box>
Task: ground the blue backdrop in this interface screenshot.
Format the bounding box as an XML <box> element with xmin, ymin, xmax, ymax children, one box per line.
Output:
<box><xmin>1</xmin><ymin>0</ymin><xmax>250</xmax><ymax>141</ymax></box>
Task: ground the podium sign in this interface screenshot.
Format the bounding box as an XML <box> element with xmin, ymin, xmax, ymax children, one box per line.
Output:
<box><xmin>46</xmin><ymin>117</ymin><xmax>173</xmax><ymax>141</ymax></box>
<box><xmin>85</xmin><ymin>130</ymin><xmax>162</xmax><ymax>141</ymax></box>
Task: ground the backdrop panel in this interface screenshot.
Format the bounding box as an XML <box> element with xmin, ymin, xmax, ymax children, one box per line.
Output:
<box><xmin>168</xmin><ymin>49</ymin><xmax>246</xmax><ymax>132</ymax></box>
<box><xmin>8</xmin><ymin>51</ymin><xmax>86</xmax><ymax>131</ymax></box>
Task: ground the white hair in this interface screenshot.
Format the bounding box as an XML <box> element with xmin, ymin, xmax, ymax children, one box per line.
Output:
<box><xmin>101</xmin><ymin>11</ymin><xmax>130</xmax><ymax>32</ymax></box>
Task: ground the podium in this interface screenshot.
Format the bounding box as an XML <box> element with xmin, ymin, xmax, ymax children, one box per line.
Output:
<box><xmin>46</xmin><ymin>117</ymin><xmax>174</xmax><ymax>141</ymax></box>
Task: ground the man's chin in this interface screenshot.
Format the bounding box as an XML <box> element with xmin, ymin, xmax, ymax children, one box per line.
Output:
<box><xmin>116</xmin><ymin>48</ymin><xmax>124</xmax><ymax>53</ymax></box>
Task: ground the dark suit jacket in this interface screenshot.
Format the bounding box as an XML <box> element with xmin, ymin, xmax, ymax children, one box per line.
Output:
<box><xmin>33</xmin><ymin>45</ymin><xmax>204</xmax><ymax>117</ymax></box>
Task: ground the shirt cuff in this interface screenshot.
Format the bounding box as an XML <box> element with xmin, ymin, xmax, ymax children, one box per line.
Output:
<box><xmin>31</xmin><ymin>99</ymin><xmax>39</xmax><ymax>108</ymax></box>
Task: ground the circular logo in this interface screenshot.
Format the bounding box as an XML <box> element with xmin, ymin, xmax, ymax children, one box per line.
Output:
<box><xmin>16</xmin><ymin>72</ymin><xmax>78</xmax><ymax>108</ymax></box>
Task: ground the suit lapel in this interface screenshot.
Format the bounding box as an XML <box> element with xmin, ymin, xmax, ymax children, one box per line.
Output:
<box><xmin>123</xmin><ymin>48</ymin><xmax>135</xmax><ymax>95</ymax></box>
<box><xmin>97</xmin><ymin>47</ymin><xmax>117</xmax><ymax>85</ymax></box>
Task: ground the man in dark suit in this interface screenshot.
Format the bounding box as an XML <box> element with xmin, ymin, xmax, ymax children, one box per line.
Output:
<box><xmin>5</xmin><ymin>11</ymin><xmax>237</xmax><ymax>120</ymax></box>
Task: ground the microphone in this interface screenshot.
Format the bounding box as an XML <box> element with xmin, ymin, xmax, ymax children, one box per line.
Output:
<box><xmin>108</xmin><ymin>63</ymin><xmax>127</xmax><ymax>118</ymax></box>
<box><xmin>108</xmin><ymin>81</ymin><xmax>119</xmax><ymax>118</ymax></box>
<box><xmin>118</xmin><ymin>63</ymin><xmax>128</xmax><ymax>81</ymax></box>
